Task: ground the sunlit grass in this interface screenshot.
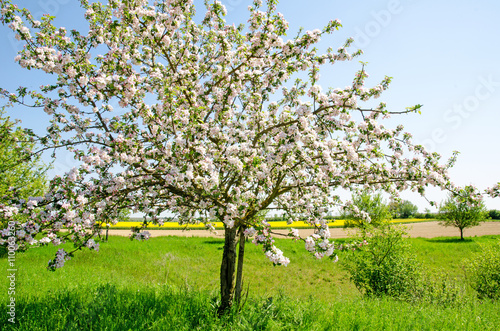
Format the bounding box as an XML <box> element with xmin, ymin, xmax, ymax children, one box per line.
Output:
<box><xmin>2</xmin><ymin>285</ymin><xmax>500</xmax><ymax>331</ymax></box>
<box><xmin>3</xmin><ymin>234</ymin><xmax>497</xmax><ymax>301</ymax></box>
<box><xmin>1</xmin><ymin>235</ymin><xmax>499</xmax><ymax>330</ymax></box>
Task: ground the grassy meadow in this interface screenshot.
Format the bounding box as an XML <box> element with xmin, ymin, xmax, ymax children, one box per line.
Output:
<box><xmin>1</xmin><ymin>234</ymin><xmax>500</xmax><ymax>330</ymax></box>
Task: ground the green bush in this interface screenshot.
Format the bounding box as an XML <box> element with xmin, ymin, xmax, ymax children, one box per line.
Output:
<box><xmin>342</xmin><ymin>224</ymin><xmax>423</xmax><ymax>301</ymax></box>
<box><xmin>465</xmin><ymin>240</ymin><xmax>500</xmax><ymax>300</ymax></box>
<box><xmin>488</xmin><ymin>210</ymin><xmax>500</xmax><ymax>220</ymax></box>
<box><xmin>342</xmin><ymin>224</ymin><xmax>469</xmax><ymax>305</ymax></box>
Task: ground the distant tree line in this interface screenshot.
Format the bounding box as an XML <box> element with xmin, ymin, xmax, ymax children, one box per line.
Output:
<box><xmin>489</xmin><ymin>210</ymin><xmax>500</xmax><ymax>220</ymax></box>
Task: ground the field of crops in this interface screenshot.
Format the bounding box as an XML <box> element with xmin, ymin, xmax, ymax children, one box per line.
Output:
<box><xmin>110</xmin><ymin>218</ymin><xmax>433</xmax><ymax>229</ymax></box>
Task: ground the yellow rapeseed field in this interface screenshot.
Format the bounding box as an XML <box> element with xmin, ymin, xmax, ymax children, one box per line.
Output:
<box><xmin>109</xmin><ymin>219</ymin><xmax>431</xmax><ymax>229</ymax></box>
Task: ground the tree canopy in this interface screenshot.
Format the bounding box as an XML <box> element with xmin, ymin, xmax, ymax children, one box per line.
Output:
<box><xmin>390</xmin><ymin>200</ymin><xmax>418</xmax><ymax>219</ymax></box>
<box><xmin>438</xmin><ymin>186</ymin><xmax>489</xmax><ymax>240</ymax></box>
<box><xmin>0</xmin><ymin>109</ymin><xmax>47</xmax><ymax>204</ymax></box>
<box><xmin>0</xmin><ymin>0</ymin><xmax>458</xmax><ymax>312</ymax></box>
<box><xmin>342</xmin><ymin>191</ymin><xmax>392</xmax><ymax>228</ymax></box>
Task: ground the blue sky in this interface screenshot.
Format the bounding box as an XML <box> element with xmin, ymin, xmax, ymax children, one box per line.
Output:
<box><xmin>1</xmin><ymin>0</ymin><xmax>499</xmax><ymax>211</ymax></box>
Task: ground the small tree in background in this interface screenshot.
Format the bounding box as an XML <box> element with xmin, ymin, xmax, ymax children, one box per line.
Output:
<box><xmin>0</xmin><ymin>109</ymin><xmax>48</xmax><ymax>257</ymax></box>
<box><xmin>438</xmin><ymin>186</ymin><xmax>488</xmax><ymax>240</ymax></box>
<box><xmin>0</xmin><ymin>109</ymin><xmax>47</xmax><ymax>205</ymax></box>
<box><xmin>342</xmin><ymin>191</ymin><xmax>392</xmax><ymax>228</ymax></box>
<box><xmin>390</xmin><ymin>200</ymin><xmax>418</xmax><ymax>219</ymax></box>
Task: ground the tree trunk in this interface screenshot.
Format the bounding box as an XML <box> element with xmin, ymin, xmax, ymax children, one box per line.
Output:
<box><xmin>460</xmin><ymin>227</ymin><xmax>464</xmax><ymax>240</ymax></box>
<box><xmin>234</xmin><ymin>227</ymin><xmax>246</xmax><ymax>307</ymax></box>
<box><xmin>218</xmin><ymin>226</ymin><xmax>238</xmax><ymax>315</ymax></box>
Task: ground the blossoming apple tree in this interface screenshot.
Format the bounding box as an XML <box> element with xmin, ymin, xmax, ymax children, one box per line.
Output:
<box><xmin>0</xmin><ymin>0</ymin><xmax>457</xmax><ymax>312</ymax></box>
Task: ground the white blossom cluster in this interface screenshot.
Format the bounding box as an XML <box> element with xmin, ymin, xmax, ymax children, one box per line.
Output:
<box><xmin>486</xmin><ymin>183</ymin><xmax>500</xmax><ymax>198</ymax></box>
<box><xmin>47</xmin><ymin>249</ymin><xmax>71</xmax><ymax>271</ymax></box>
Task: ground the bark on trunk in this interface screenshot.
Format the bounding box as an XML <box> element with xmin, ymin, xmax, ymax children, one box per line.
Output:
<box><xmin>234</xmin><ymin>228</ymin><xmax>246</xmax><ymax>307</ymax></box>
<box><xmin>218</xmin><ymin>226</ymin><xmax>238</xmax><ymax>315</ymax></box>
<box><xmin>460</xmin><ymin>227</ymin><xmax>464</xmax><ymax>240</ymax></box>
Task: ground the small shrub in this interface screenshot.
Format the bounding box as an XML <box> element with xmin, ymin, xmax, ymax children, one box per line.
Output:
<box><xmin>465</xmin><ymin>240</ymin><xmax>500</xmax><ymax>300</ymax></box>
<box><xmin>342</xmin><ymin>224</ymin><xmax>423</xmax><ymax>301</ymax></box>
<box><xmin>342</xmin><ymin>224</ymin><xmax>470</xmax><ymax>305</ymax></box>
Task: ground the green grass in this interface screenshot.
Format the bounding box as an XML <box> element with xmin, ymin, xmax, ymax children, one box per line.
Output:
<box><xmin>1</xmin><ymin>235</ymin><xmax>499</xmax><ymax>330</ymax></box>
<box><xmin>411</xmin><ymin>235</ymin><xmax>500</xmax><ymax>279</ymax></box>
<box><xmin>1</xmin><ymin>284</ymin><xmax>499</xmax><ymax>330</ymax></box>
<box><xmin>1</xmin><ymin>236</ymin><xmax>356</xmax><ymax>299</ymax></box>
